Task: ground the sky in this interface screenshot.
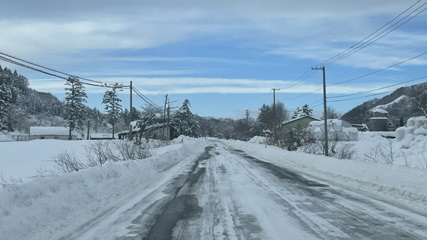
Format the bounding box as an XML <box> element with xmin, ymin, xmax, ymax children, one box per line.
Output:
<box><xmin>1</xmin><ymin>0</ymin><xmax>427</xmax><ymax>119</ymax></box>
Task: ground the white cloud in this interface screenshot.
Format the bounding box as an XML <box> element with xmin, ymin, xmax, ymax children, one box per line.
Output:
<box><xmin>28</xmin><ymin>76</ymin><xmax>415</xmax><ymax>96</ymax></box>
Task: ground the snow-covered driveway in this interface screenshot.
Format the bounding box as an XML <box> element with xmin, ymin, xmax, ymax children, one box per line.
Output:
<box><xmin>56</xmin><ymin>141</ymin><xmax>426</xmax><ymax>239</ymax></box>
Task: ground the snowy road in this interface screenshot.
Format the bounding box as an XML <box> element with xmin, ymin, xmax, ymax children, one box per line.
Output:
<box><xmin>58</xmin><ymin>141</ymin><xmax>427</xmax><ymax>240</ymax></box>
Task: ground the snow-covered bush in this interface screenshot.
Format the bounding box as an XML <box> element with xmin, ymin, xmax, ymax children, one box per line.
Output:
<box><xmin>363</xmin><ymin>140</ymin><xmax>396</xmax><ymax>164</ymax></box>
<box><xmin>54</xmin><ymin>151</ymin><xmax>89</xmax><ymax>173</ymax></box>
<box><xmin>53</xmin><ymin>140</ymin><xmax>153</xmax><ymax>173</ymax></box>
<box><xmin>298</xmin><ymin>140</ymin><xmax>355</xmax><ymax>160</ymax></box>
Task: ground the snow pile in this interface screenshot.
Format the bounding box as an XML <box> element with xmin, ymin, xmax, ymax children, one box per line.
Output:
<box><xmin>396</xmin><ymin>116</ymin><xmax>427</xmax><ymax>141</ymax></box>
<box><xmin>308</xmin><ymin>119</ymin><xmax>358</xmax><ymax>141</ymax></box>
<box><xmin>0</xmin><ymin>139</ymin><xmax>208</xmax><ymax>240</ymax></box>
<box><xmin>248</xmin><ymin>136</ymin><xmax>266</xmax><ymax>144</ymax></box>
<box><xmin>225</xmin><ymin>140</ymin><xmax>427</xmax><ymax>216</ymax></box>
<box><xmin>0</xmin><ymin>131</ymin><xmax>12</xmax><ymax>142</ymax></box>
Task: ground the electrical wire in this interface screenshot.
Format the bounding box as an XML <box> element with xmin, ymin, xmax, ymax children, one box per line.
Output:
<box><xmin>328</xmin><ymin>50</ymin><xmax>427</xmax><ymax>87</ymax></box>
<box><xmin>132</xmin><ymin>87</ymin><xmax>162</xmax><ymax>108</ymax></box>
<box><xmin>328</xmin><ymin>75</ymin><xmax>427</xmax><ymax>99</ymax></box>
<box><xmin>315</xmin><ymin>0</ymin><xmax>427</xmax><ymax>67</ymax></box>
<box><xmin>0</xmin><ymin>52</ymin><xmax>118</xmax><ymax>89</ymax></box>
<box><xmin>328</xmin><ymin>91</ymin><xmax>391</xmax><ymax>102</ymax></box>
<box><xmin>0</xmin><ymin>51</ymin><xmax>104</xmax><ymax>85</ymax></box>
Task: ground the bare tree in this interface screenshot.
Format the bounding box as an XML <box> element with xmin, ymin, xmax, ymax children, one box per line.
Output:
<box><xmin>410</xmin><ymin>84</ymin><xmax>427</xmax><ymax>117</ymax></box>
<box><xmin>322</xmin><ymin>106</ymin><xmax>341</xmax><ymax>120</ymax></box>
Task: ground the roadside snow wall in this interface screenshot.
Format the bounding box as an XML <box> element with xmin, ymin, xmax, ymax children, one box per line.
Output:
<box><xmin>396</xmin><ymin>116</ymin><xmax>427</xmax><ymax>143</ymax></box>
<box><xmin>308</xmin><ymin>119</ymin><xmax>358</xmax><ymax>141</ymax></box>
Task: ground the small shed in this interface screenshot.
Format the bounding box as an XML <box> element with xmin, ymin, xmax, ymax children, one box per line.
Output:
<box><xmin>29</xmin><ymin>126</ymin><xmax>76</xmax><ymax>140</ymax></box>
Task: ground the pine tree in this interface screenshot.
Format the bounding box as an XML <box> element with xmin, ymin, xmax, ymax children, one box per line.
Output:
<box><xmin>64</xmin><ymin>77</ymin><xmax>87</xmax><ymax>140</ymax></box>
<box><xmin>173</xmin><ymin>99</ymin><xmax>199</xmax><ymax>137</ymax></box>
<box><xmin>292</xmin><ymin>104</ymin><xmax>313</xmax><ymax>119</ymax></box>
<box><xmin>257</xmin><ymin>104</ymin><xmax>274</xmax><ymax>130</ymax></box>
<box><xmin>102</xmin><ymin>86</ymin><xmax>122</xmax><ymax>138</ymax></box>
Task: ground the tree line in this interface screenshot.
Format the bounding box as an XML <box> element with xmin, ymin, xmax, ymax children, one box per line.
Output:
<box><xmin>1</xmin><ymin>66</ymin><xmax>344</xmax><ymax>142</ymax></box>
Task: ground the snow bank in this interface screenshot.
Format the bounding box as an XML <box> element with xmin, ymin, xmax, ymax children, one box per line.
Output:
<box><xmin>224</xmin><ymin>139</ymin><xmax>427</xmax><ymax>216</ymax></box>
<box><xmin>0</xmin><ymin>139</ymin><xmax>208</xmax><ymax>240</ymax></box>
<box><xmin>308</xmin><ymin>119</ymin><xmax>358</xmax><ymax>141</ymax></box>
<box><xmin>0</xmin><ymin>131</ymin><xmax>12</xmax><ymax>142</ymax></box>
<box><xmin>396</xmin><ymin>116</ymin><xmax>427</xmax><ymax>141</ymax></box>
<box><xmin>248</xmin><ymin>136</ymin><xmax>266</xmax><ymax>144</ymax></box>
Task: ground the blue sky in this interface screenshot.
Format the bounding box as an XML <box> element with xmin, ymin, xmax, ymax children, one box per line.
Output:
<box><xmin>1</xmin><ymin>0</ymin><xmax>427</xmax><ymax>119</ymax></box>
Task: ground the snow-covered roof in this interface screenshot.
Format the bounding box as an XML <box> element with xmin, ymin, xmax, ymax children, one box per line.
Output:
<box><xmin>372</xmin><ymin>109</ymin><xmax>388</xmax><ymax>114</ymax></box>
<box><xmin>370</xmin><ymin>117</ymin><xmax>388</xmax><ymax>120</ymax></box>
<box><xmin>283</xmin><ymin>116</ymin><xmax>320</xmax><ymax>125</ymax></box>
<box><xmin>30</xmin><ymin>126</ymin><xmax>70</xmax><ymax>136</ymax></box>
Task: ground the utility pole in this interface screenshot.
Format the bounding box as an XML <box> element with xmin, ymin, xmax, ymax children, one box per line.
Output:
<box><xmin>87</xmin><ymin>120</ymin><xmax>90</xmax><ymax>140</ymax></box>
<box><xmin>245</xmin><ymin>110</ymin><xmax>250</xmax><ymax>124</ymax></box>
<box><xmin>311</xmin><ymin>66</ymin><xmax>329</xmax><ymax>156</ymax></box>
<box><xmin>68</xmin><ymin>79</ymin><xmax>75</xmax><ymax>140</ymax></box>
<box><xmin>164</xmin><ymin>94</ymin><xmax>168</xmax><ymax>122</ymax></box>
<box><xmin>164</xmin><ymin>94</ymin><xmax>168</xmax><ymax>138</ymax></box>
<box><xmin>110</xmin><ymin>83</ymin><xmax>123</xmax><ymax>139</ymax></box>
<box><xmin>128</xmin><ymin>81</ymin><xmax>133</xmax><ymax>141</ymax></box>
<box><xmin>112</xmin><ymin>87</ymin><xmax>115</xmax><ymax>139</ymax></box>
<box><xmin>272</xmin><ymin>88</ymin><xmax>280</xmax><ymax>144</ymax></box>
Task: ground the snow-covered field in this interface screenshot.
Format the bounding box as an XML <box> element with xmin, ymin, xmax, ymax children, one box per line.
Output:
<box><xmin>0</xmin><ymin>137</ymin><xmax>207</xmax><ymax>240</ymax></box>
<box><xmin>1</xmin><ymin>132</ymin><xmax>426</xmax><ymax>239</ymax></box>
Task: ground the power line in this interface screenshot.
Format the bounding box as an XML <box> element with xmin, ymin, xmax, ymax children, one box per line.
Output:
<box><xmin>315</xmin><ymin>0</ymin><xmax>427</xmax><ymax>67</ymax></box>
<box><xmin>328</xmin><ymin>91</ymin><xmax>391</xmax><ymax>103</ymax></box>
<box><xmin>328</xmin><ymin>75</ymin><xmax>427</xmax><ymax>99</ymax></box>
<box><xmin>132</xmin><ymin>87</ymin><xmax>162</xmax><ymax>109</ymax></box>
<box><xmin>307</xmin><ymin>99</ymin><xmax>323</xmax><ymax>106</ymax></box>
<box><xmin>0</xmin><ymin>52</ymin><xmax>112</xmax><ymax>88</ymax></box>
<box><xmin>328</xmin><ymin>50</ymin><xmax>427</xmax><ymax>87</ymax></box>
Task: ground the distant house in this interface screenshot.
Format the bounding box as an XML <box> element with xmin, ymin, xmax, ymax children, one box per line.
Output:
<box><xmin>10</xmin><ymin>132</ymin><xmax>30</xmax><ymax>141</ymax></box>
<box><xmin>281</xmin><ymin>116</ymin><xmax>321</xmax><ymax>131</ymax></box>
<box><xmin>89</xmin><ymin>133</ymin><xmax>114</xmax><ymax>140</ymax></box>
<box><xmin>370</xmin><ymin>109</ymin><xmax>389</xmax><ymax>131</ymax></box>
<box><xmin>117</xmin><ymin>120</ymin><xmax>175</xmax><ymax>141</ymax></box>
<box><xmin>29</xmin><ymin>126</ymin><xmax>76</xmax><ymax>140</ymax></box>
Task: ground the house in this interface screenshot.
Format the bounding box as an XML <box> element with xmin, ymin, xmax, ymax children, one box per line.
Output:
<box><xmin>29</xmin><ymin>126</ymin><xmax>76</xmax><ymax>140</ymax></box>
<box><xmin>89</xmin><ymin>133</ymin><xmax>114</xmax><ymax>140</ymax></box>
<box><xmin>281</xmin><ymin>116</ymin><xmax>321</xmax><ymax>131</ymax></box>
<box><xmin>117</xmin><ymin>120</ymin><xmax>175</xmax><ymax>141</ymax></box>
<box><xmin>10</xmin><ymin>132</ymin><xmax>30</xmax><ymax>141</ymax></box>
<box><xmin>370</xmin><ymin>109</ymin><xmax>389</xmax><ymax>131</ymax></box>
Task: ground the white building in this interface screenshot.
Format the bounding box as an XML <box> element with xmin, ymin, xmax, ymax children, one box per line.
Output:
<box><xmin>29</xmin><ymin>126</ymin><xmax>76</xmax><ymax>140</ymax></box>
